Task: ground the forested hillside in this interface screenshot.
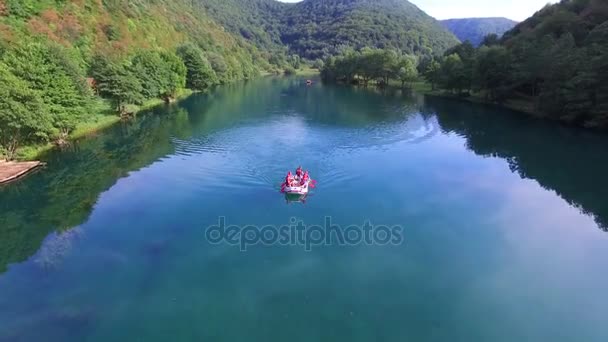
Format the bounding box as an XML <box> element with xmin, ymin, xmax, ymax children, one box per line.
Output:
<box><xmin>197</xmin><ymin>0</ymin><xmax>288</xmax><ymax>58</ymax></box>
<box><xmin>422</xmin><ymin>0</ymin><xmax>608</xmax><ymax>129</ymax></box>
<box><xmin>0</xmin><ymin>0</ymin><xmax>274</xmax><ymax>159</ymax></box>
<box><xmin>200</xmin><ymin>0</ymin><xmax>459</xmax><ymax>60</ymax></box>
<box><xmin>441</xmin><ymin>17</ymin><xmax>517</xmax><ymax>46</ymax></box>
<box><xmin>281</xmin><ymin>0</ymin><xmax>459</xmax><ymax>59</ymax></box>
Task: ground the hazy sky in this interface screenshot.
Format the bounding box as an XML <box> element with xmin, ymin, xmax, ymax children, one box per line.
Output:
<box><xmin>278</xmin><ymin>0</ymin><xmax>557</xmax><ymax>22</ymax></box>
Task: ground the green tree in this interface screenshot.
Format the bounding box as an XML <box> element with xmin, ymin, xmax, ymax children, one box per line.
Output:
<box><xmin>0</xmin><ymin>63</ymin><xmax>53</xmax><ymax>160</ymax></box>
<box><xmin>160</xmin><ymin>51</ymin><xmax>187</xmax><ymax>99</ymax></box>
<box><xmin>445</xmin><ymin>42</ymin><xmax>475</xmax><ymax>92</ymax></box>
<box><xmin>176</xmin><ymin>43</ymin><xmax>218</xmax><ymax>91</ymax></box>
<box><xmin>2</xmin><ymin>42</ymin><xmax>88</xmax><ymax>139</ymax></box>
<box><xmin>130</xmin><ymin>50</ymin><xmax>172</xmax><ymax>100</ymax></box>
<box><xmin>284</xmin><ymin>66</ymin><xmax>297</xmax><ymax>75</ymax></box>
<box><xmin>481</xmin><ymin>34</ymin><xmax>500</xmax><ymax>47</ymax></box>
<box><xmin>440</xmin><ymin>54</ymin><xmax>467</xmax><ymax>93</ymax></box>
<box><xmin>397</xmin><ymin>57</ymin><xmax>418</xmax><ymax>88</ymax></box>
<box><xmin>207</xmin><ymin>52</ymin><xmax>229</xmax><ymax>83</ymax></box>
<box><xmin>313</xmin><ymin>59</ymin><xmax>324</xmax><ymax>70</ymax></box>
<box><xmin>474</xmin><ymin>46</ymin><xmax>513</xmax><ymax>102</ymax></box>
<box><xmin>289</xmin><ymin>54</ymin><xmax>301</xmax><ymax>69</ymax></box>
<box><xmin>90</xmin><ymin>56</ymin><xmax>144</xmax><ymax>115</ymax></box>
<box><xmin>424</xmin><ymin>60</ymin><xmax>442</xmax><ymax>90</ymax></box>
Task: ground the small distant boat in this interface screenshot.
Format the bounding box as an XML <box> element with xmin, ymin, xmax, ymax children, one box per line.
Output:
<box><xmin>306</xmin><ymin>80</ymin><xmax>313</xmax><ymax>85</ymax></box>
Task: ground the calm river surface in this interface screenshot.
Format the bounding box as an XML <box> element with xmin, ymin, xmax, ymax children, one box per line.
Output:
<box><xmin>1</xmin><ymin>77</ymin><xmax>608</xmax><ymax>341</ymax></box>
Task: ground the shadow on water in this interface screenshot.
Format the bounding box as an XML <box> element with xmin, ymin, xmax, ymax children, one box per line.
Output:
<box><xmin>0</xmin><ymin>104</ymin><xmax>190</xmax><ymax>274</ymax></box>
<box><xmin>1</xmin><ymin>77</ymin><xmax>608</xmax><ymax>275</ymax></box>
<box><xmin>425</xmin><ymin>96</ymin><xmax>608</xmax><ymax>232</ymax></box>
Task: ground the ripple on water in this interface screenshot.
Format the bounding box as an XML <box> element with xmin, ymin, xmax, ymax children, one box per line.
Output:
<box><xmin>163</xmin><ymin>112</ymin><xmax>440</xmax><ymax>193</ymax></box>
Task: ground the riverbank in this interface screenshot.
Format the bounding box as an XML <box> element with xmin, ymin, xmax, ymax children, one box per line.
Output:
<box><xmin>15</xmin><ymin>89</ymin><xmax>194</xmax><ymax>161</ymax></box>
<box><xmin>388</xmin><ymin>80</ymin><xmax>542</xmax><ymax>119</ymax></box>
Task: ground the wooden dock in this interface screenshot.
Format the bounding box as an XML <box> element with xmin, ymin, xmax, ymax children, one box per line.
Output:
<box><xmin>0</xmin><ymin>161</ymin><xmax>44</xmax><ymax>185</ymax></box>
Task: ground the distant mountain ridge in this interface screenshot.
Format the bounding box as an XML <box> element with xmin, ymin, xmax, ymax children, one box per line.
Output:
<box><xmin>441</xmin><ymin>17</ymin><xmax>518</xmax><ymax>46</ymax></box>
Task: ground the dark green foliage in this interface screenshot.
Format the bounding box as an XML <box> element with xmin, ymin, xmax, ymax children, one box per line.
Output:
<box><xmin>281</xmin><ymin>0</ymin><xmax>459</xmax><ymax>60</ymax></box>
<box><xmin>480</xmin><ymin>34</ymin><xmax>501</xmax><ymax>46</ymax></box>
<box><xmin>2</xmin><ymin>43</ymin><xmax>89</xmax><ymax>138</ymax></box>
<box><xmin>197</xmin><ymin>0</ymin><xmax>288</xmax><ymax>59</ymax></box>
<box><xmin>0</xmin><ymin>63</ymin><xmax>53</xmax><ymax>160</ymax></box>
<box><xmin>102</xmin><ymin>24</ymin><xmax>121</xmax><ymax>42</ymax></box>
<box><xmin>131</xmin><ymin>51</ymin><xmax>172</xmax><ymax>100</ymax></box>
<box><xmin>321</xmin><ymin>48</ymin><xmax>418</xmax><ymax>88</ymax></box>
<box><xmin>90</xmin><ymin>55</ymin><xmax>144</xmax><ymax>115</ymax></box>
<box><xmin>289</xmin><ymin>55</ymin><xmax>301</xmax><ymax>70</ymax></box>
<box><xmin>441</xmin><ymin>18</ymin><xmax>518</xmax><ymax>46</ymax></box>
<box><xmin>206</xmin><ymin>52</ymin><xmax>229</xmax><ymax>83</ymax></box>
<box><xmin>284</xmin><ymin>66</ymin><xmax>297</xmax><ymax>75</ymax></box>
<box><xmin>424</xmin><ymin>60</ymin><xmax>442</xmax><ymax>90</ymax></box>
<box><xmin>130</xmin><ymin>50</ymin><xmax>189</xmax><ymax>101</ymax></box>
<box><xmin>160</xmin><ymin>51</ymin><xmax>188</xmax><ymax>98</ymax></box>
<box><xmin>4</xmin><ymin>0</ymin><xmax>38</xmax><ymax>19</ymax></box>
<box><xmin>0</xmin><ymin>0</ymin><xmax>273</xmax><ymax>157</ymax></box>
<box><xmin>177</xmin><ymin>43</ymin><xmax>218</xmax><ymax>91</ymax></box>
<box><xmin>200</xmin><ymin>0</ymin><xmax>459</xmax><ymax>61</ymax></box>
<box><xmin>398</xmin><ymin>57</ymin><xmax>418</xmax><ymax>87</ymax></box>
<box><xmin>429</xmin><ymin>0</ymin><xmax>608</xmax><ymax>129</ymax></box>
<box><xmin>439</xmin><ymin>54</ymin><xmax>468</xmax><ymax>93</ymax></box>
<box><xmin>473</xmin><ymin>46</ymin><xmax>513</xmax><ymax>102</ymax></box>
<box><xmin>443</xmin><ymin>42</ymin><xmax>476</xmax><ymax>92</ymax></box>
<box><xmin>312</xmin><ymin>59</ymin><xmax>325</xmax><ymax>70</ymax></box>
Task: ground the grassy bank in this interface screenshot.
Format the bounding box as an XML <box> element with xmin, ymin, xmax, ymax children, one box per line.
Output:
<box><xmin>295</xmin><ymin>67</ymin><xmax>320</xmax><ymax>76</ymax></box>
<box><xmin>16</xmin><ymin>89</ymin><xmax>194</xmax><ymax>161</ymax></box>
<box><xmin>261</xmin><ymin>67</ymin><xmax>320</xmax><ymax>77</ymax></box>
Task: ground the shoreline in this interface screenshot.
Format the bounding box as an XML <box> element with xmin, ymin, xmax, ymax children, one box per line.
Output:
<box><xmin>16</xmin><ymin>89</ymin><xmax>195</xmax><ymax>161</ymax></box>
<box><xmin>13</xmin><ymin>71</ymin><xmax>323</xmax><ymax>162</ymax></box>
<box><xmin>377</xmin><ymin>80</ymin><xmax>605</xmax><ymax>131</ymax></box>
<box><xmin>388</xmin><ymin>80</ymin><xmax>539</xmax><ymax>117</ymax></box>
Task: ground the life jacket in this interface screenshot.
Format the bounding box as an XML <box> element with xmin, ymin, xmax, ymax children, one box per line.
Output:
<box><xmin>301</xmin><ymin>173</ymin><xmax>309</xmax><ymax>185</ymax></box>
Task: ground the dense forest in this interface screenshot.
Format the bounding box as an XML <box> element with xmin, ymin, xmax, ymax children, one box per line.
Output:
<box><xmin>320</xmin><ymin>48</ymin><xmax>419</xmax><ymax>87</ymax></box>
<box><xmin>430</xmin><ymin>0</ymin><xmax>608</xmax><ymax>128</ymax></box>
<box><xmin>441</xmin><ymin>17</ymin><xmax>518</xmax><ymax>46</ymax></box>
<box><xmin>0</xmin><ymin>0</ymin><xmax>280</xmax><ymax>160</ymax></box>
<box><xmin>279</xmin><ymin>0</ymin><xmax>458</xmax><ymax>59</ymax></box>
<box><xmin>322</xmin><ymin>0</ymin><xmax>608</xmax><ymax>129</ymax></box>
<box><xmin>198</xmin><ymin>0</ymin><xmax>287</xmax><ymax>59</ymax></box>
<box><xmin>197</xmin><ymin>0</ymin><xmax>459</xmax><ymax>60</ymax></box>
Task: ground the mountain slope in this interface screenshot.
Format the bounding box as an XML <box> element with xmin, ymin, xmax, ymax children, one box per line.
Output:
<box><xmin>441</xmin><ymin>17</ymin><xmax>518</xmax><ymax>46</ymax></box>
<box><xmin>197</xmin><ymin>0</ymin><xmax>288</xmax><ymax>55</ymax></box>
<box><xmin>0</xmin><ymin>0</ymin><xmax>269</xmax><ymax>69</ymax></box>
<box><xmin>281</xmin><ymin>0</ymin><xmax>459</xmax><ymax>59</ymax></box>
<box><xmin>199</xmin><ymin>0</ymin><xmax>459</xmax><ymax>60</ymax></box>
<box><xmin>0</xmin><ymin>0</ymin><xmax>278</xmax><ymax>159</ymax></box>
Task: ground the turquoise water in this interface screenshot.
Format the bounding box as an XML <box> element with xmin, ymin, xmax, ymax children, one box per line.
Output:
<box><xmin>1</xmin><ymin>77</ymin><xmax>608</xmax><ymax>341</ymax></box>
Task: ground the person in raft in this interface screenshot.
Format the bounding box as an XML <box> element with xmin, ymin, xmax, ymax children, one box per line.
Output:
<box><xmin>285</xmin><ymin>171</ymin><xmax>294</xmax><ymax>187</ymax></box>
<box><xmin>301</xmin><ymin>171</ymin><xmax>310</xmax><ymax>186</ymax></box>
<box><xmin>295</xmin><ymin>166</ymin><xmax>303</xmax><ymax>180</ymax></box>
